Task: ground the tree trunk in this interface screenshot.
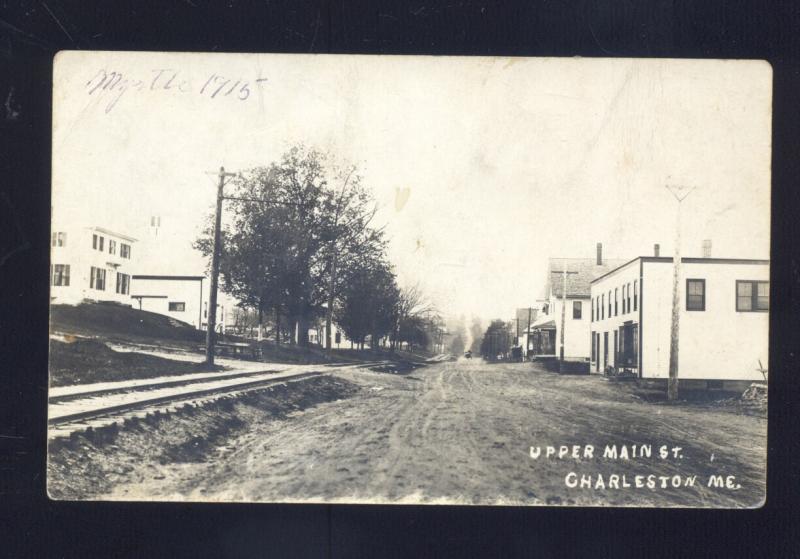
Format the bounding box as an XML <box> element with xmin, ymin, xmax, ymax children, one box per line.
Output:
<box><xmin>257</xmin><ymin>304</ymin><xmax>263</xmax><ymax>342</ymax></box>
<box><xmin>325</xmin><ymin>251</ymin><xmax>338</xmax><ymax>354</ymax></box>
<box><xmin>297</xmin><ymin>315</ymin><xmax>309</xmax><ymax>347</ymax></box>
<box><xmin>275</xmin><ymin>307</ymin><xmax>281</xmax><ymax>346</ymax></box>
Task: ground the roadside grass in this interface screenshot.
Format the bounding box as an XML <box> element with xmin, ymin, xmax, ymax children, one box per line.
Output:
<box><xmin>49</xmin><ymin>302</ymin><xmax>432</xmax><ymax>383</ymax></box>
<box><xmin>49</xmin><ymin>339</ymin><xmax>224</xmax><ymax>386</ymax></box>
<box><xmin>51</xmin><ymin>301</ymin><xmax>205</xmax><ymax>348</ymax></box>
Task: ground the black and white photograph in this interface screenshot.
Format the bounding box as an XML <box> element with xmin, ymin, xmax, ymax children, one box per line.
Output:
<box><xmin>47</xmin><ymin>51</ymin><xmax>770</xmax><ymax>508</ymax></box>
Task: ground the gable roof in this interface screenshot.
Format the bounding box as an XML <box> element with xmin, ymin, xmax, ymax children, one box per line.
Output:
<box><xmin>546</xmin><ymin>257</ymin><xmax>628</xmax><ymax>298</ymax></box>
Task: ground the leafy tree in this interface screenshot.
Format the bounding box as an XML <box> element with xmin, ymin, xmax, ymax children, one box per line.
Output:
<box><xmin>336</xmin><ymin>256</ymin><xmax>398</xmax><ymax>349</ymax></box>
<box><xmin>390</xmin><ymin>284</ymin><xmax>436</xmax><ymax>351</ymax></box>
<box><xmin>446</xmin><ymin>315</ymin><xmax>467</xmax><ymax>356</ymax></box>
<box><xmin>195</xmin><ymin>145</ymin><xmax>386</xmax><ymax>348</ymax></box>
<box><xmin>449</xmin><ymin>333</ymin><xmax>466</xmax><ymax>356</ymax></box>
<box><xmin>479</xmin><ymin>319</ymin><xmax>513</xmax><ymax>360</ymax></box>
<box><xmin>397</xmin><ymin>315</ymin><xmax>429</xmax><ymax>352</ymax></box>
<box><xmin>469</xmin><ymin>317</ymin><xmax>484</xmax><ymax>354</ymax></box>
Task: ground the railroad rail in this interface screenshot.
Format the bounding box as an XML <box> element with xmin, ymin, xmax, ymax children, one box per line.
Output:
<box><xmin>48</xmin><ymin>360</ymin><xmax>389</xmax><ymax>438</ymax></box>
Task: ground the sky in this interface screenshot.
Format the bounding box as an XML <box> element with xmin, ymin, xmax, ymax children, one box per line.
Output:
<box><xmin>52</xmin><ymin>53</ymin><xmax>772</xmax><ymax>324</ymax></box>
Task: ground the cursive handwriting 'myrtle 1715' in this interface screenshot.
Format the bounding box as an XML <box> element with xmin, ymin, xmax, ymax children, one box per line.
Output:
<box><xmin>84</xmin><ymin>69</ymin><xmax>269</xmax><ymax>114</ymax></box>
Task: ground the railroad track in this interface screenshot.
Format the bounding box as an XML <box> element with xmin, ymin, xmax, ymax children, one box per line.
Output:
<box><xmin>48</xmin><ymin>360</ymin><xmax>389</xmax><ymax>438</ymax></box>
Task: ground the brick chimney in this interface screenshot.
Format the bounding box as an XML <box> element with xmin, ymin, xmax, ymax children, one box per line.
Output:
<box><xmin>596</xmin><ymin>243</ymin><xmax>603</xmax><ymax>265</ymax></box>
<box><xmin>654</xmin><ymin>243</ymin><xmax>660</xmax><ymax>257</ymax></box>
<box><xmin>702</xmin><ymin>239</ymin><xmax>712</xmax><ymax>258</ymax></box>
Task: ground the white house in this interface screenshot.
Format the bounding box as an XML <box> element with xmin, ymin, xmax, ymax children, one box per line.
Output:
<box><xmin>308</xmin><ymin>322</ymin><xmax>352</xmax><ymax>348</ymax></box>
<box><xmin>590</xmin><ymin>255</ymin><xmax>769</xmax><ymax>388</ymax></box>
<box><xmin>528</xmin><ymin>244</ymin><xmax>625</xmax><ymax>364</ymax></box>
<box><xmin>130</xmin><ymin>275</ymin><xmax>206</xmax><ymax>329</ymax></box>
<box><xmin>49</xmin><ymin>226</ymin><xmax>137</xmax><ymax>305</ymax></box>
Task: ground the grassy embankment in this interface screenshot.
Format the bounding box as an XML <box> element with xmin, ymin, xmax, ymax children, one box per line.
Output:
<box><xmin>50</xmin><ymin>302</ymin><xmax>429</xmax><ymax>385</ymax></box>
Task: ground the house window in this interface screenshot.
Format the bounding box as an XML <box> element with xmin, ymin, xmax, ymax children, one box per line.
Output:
<box><xmin>686</xmin><ymin>279</ymin><xmax>706</xmax><ymax>311</ymax></box>
<box><xmin>90</xmin><ymin>266</ymin><xmax>106</xmax><ymax>290</ymax></box>
<box><xmin>51</xmin><ymin>232</ymin><xmax>67</xmax><ymax>247</ymax></box>
<box><xmin>627</xmin><ymin>283</ymin><xmax>631</xmax><ymax>313</ymax></box>
<box><xmin>573</xmin><ymin>300</ymin><xmax>582</xmax><ymax>319</ymax></box>
<box><xmin>614</xmin><ymin>288</ymin><xmax>618</xmax><ymax>316</ymax></box>
<box><xmin>601</xmin><ymin>294</ymin><xmax>605</xmax><ymax>320</ymax></box>
<box><xmin>120</xmin><ymin>243</ymin><xmax>131</xmax><ymax>259</ymax></box>
<box><xmin>109</xmin><ymin>239</ymin><xmax>117</xmax><ymax>255</ymax></box>
<box><xmin>608</xmin><ymin>291</ymin><xmax>612</xmax><ymax>317</ymax></box>
<box><xmin>115</xmin><ymin>272</ymin><xmax>130</xmax><ymax>295</ymax></box>
<box><xmin>633</xmin><ymin>280</ymin><xmax>638</xmax><ymax>311</ymax></box>
<box><xmin>169</xmin><ymin>302</ymin><xmax>186</xmax><ymax>312</ymax></box>
<box><xmin>203</xmin><ymin>302</ymin><xmax>208</xmax><ymax>318</ymax></box>
<box><xmin>591</xmin><ymin>298</ymin><xmax>595</xmax><ymax>322</ymax></box>
<box><xmin>51</xmin><ymin>264</ymin><xmax>70</xmax><ymax>286</ymax></box>
<box><xmin>621</xmin><ymin>286</ymin><xmax>626</xmax><ymax>314</ymax></box>
<box><xmin>92</xmin><ymin>234</ymin><xmax>105</xmax><ymax>251</ymax></box>
<box><xmin>736</xmin><ymin>280</ymin><xmax>769</xmax><ymax>312</ymax></box>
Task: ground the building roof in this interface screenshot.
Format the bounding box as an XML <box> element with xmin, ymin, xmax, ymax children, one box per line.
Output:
<box><xmin>132</xmin><ymin>275</ymin><xmax>205</xmax><ymax>281</ymax></box>
<box><xmin>546</xmin><ymin>258</ymin><xmax>628</xmax><ymax>298</ymax></box>
<box><xmin>88</xmin><ymin>226</ymin><xmax>138</xmax><ymax>243</ymax></box>
<box><xmin>590</xmin><ymin>256</ymin><xmax>771</xmax><ymax>285</ymax></box>
<box><xmin>531</xmin><ymin>319</ymin><xmax>556</xmax><ymax>330</ymax></box>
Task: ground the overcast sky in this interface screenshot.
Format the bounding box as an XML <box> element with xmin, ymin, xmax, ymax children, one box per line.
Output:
<box><xmin>53</xmin><ymin>53</ymin><xmax>772</xmax><ymax>323</ymax></box>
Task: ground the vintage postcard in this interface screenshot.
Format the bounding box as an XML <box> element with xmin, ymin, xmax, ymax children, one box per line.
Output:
<box><xmin>48</xmin><ymin>52</ymin><xmax>770</xmax><ymax>507</ymax></box>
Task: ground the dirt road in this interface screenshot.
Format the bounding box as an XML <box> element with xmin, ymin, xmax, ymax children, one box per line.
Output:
<box><xmin>97</xmin><ymin>359</ymin><xmax>766</xmax><ymax>507</ymax></box>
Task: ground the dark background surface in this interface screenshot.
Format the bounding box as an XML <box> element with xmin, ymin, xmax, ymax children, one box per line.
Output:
<box><xmin>1</xmin><ymin>1</ymin><xmax>799</xmax><ymax>557</ymax></box>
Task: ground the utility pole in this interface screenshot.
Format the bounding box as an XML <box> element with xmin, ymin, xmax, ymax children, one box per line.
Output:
<box><xmin>205</xmin><ymin>166</ymin><xmax>238</xmax><ymax>366</ymax></box>
<box><xmin>665</xmin><ymin>184</ymin><xmax>695</xmax><ymax>400</ymax></box>
<box><xmin>526</xmin><ymin>307</ymin><xmax>532</xmax><ymax>358</ymax></box>
<box><xmin>551</xmin><ymin>269</ymin><xmax>579</xmax><ymax>368</ymax></box>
